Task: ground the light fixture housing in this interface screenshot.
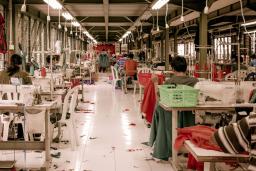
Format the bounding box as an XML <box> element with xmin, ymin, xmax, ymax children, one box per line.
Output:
<box><xmin>62</xmin><ymin>12</ymin><xmax>73</xmax><ymax>20</ymax></box>
<box><xmin>152</xmin><ymin>0</ymin><xmax>170</xmax><ymax>10</ymax></box>
<box><xmin>21</xmin><ymin>1</ymin><xmax>26</xmax><ymax>13</ymax></box>
<box><xmin>204</xmin><ymin>0</ymin><xmax>209</xmax><ymax>14</ymax></box>
<box><xmin>71</xmin><ymin>21</ymin><xmax>81</xmax><ymax>27</ymax></box>
<box><xmin>180</xmin><ymin>15</ymin><xmax>184</xmax><ymax>22</ymax></box>
<box><xmin>241</xmin><ymin>21</ymin><xmax>256</xmax><ymax>27</ymax></box>
<box><xmin>43</xmin><ymin>0</ymin><xmax>62</xmax><ymax>10</ymax></box>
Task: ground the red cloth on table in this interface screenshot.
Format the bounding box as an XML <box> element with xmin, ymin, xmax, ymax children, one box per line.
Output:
<box><xmin>174</xmin><ymin>125</ymin><xmax>221</xmax><ymax>171</ymax></box>
<box><xmin>141</xmin><ymin>80</ymin><xmax>156</xmax><ymax>123</ymax></box>
<box><xmin>174</xmin><ymin>125</ymin><xmax>221</xmax><ymax>151</ymax></box>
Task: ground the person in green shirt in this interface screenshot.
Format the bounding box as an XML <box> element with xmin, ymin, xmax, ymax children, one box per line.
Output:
<box><xmin>148</xmin><ymin>56</ymin><xmax>198</xmax><ymax>161</ymax></box>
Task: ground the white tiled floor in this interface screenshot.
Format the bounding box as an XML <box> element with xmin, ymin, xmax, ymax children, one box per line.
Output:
<box><xmin>0</xmin><ymin>74</ymin><xmax>174</xmax><ymax>171</ymax></box>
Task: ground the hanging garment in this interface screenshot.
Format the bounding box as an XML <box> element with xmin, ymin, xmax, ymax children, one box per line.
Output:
<box><xmin>0</xmin><ymin>13</ymin><xmax>7</xmax><ymax>54</ymax></box>
<box><xmin>148</xmin><ymin>104</ymin><xmax>195</xmax><ymax>160</ymax></box>
<box><xmin>141</xmin><ymin>80</ymin><xmax>156</xmax><ymax>123</ymax></box>
<box><xmin>99</xmin><ymin>53</ymin><xmax>109</xmax><ymax>68</ymax></box>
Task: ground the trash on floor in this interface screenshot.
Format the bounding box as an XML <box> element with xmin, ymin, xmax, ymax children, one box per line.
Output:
<box><xmin>123</xmin><ymin>108</ymin><xmax>130</xmax><ymax>112</ymax></box>
<box><xmin>51</xmin><ymin>152</ymin><xmax>61</xmax><ymax>158</ymax></box>
<box><xmin>129</xmin><ymin>123</ymin><xmax>136</xmax><ymax>126</ymax></box>
<box><xmin>89</xmin><ymin>137</ymin><xmax>98</xmax><ymax>140</ymax></box>
<box><xmin>127</xmin><ymin>148</ymin><xmax>143</xmax><ymax>152</ymax></box>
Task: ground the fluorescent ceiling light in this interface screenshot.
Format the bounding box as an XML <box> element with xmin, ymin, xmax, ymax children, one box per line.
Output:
<box><xmin>141</xmin><ymin>11</ymin><xmax>152</xmax><ymax>20</ymax></box>
<box><xmin>83</xmin><ymin>30</ymin><xmax>97</xmax><ymax>43</ymax></box>
<box><xmin>122</xmin><ymin>31</ymin><xmax>131</xmax><ymax>39</ymax></box>
<box><xmin>62</xmin><ymin>12</ymin><xmax>73</xmax><ymax>20</ymax></box>
<box><xmin>241</xmin><ymin>21</ymin><xmax>256</xmax><ymax>27</ymax></box>
<box><xmin>152</xmin><ymin>0</ymin><xmax>169</xmax><ymax>10</ymax></box>
<box><xmin>72</xmin><ymin>21</ymin><xmax>80</xmax><ymax>27</ymax></box>
<box><xmin>43</xmin><ymin>0</ymin><xmax>62</xmax><ymax>10</ymax></box>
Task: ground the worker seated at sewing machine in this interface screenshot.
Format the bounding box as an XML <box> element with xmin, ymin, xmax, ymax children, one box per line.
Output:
<box><xmin>45</xmin><ymin>55</ymin><xmax>61</xmax><ymax>71</ymax></box>
<box><xmin>124</xmin><ymin>53</ymin><xmax>138</xmax><ymax>80</ymax></box>
<box><xmin>0</xmin><ymin>54</ymin><xmax>31</xmax><ymax>85</ymax></box>
<box><xmin>147</xmin><ymin>56</ymin><xmax>198</xmax><ymax>161</ymax></box>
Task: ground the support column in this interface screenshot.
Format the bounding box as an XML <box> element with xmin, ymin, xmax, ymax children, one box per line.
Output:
<box><xmin>165</xmin><ymin>27</ymin><xmax>169</xmax><ymax>70</ymax></box>
<box><xmin>149</xmin><ymin>34</ymin><xmax>153</xmax><ymax>62</ymax></box>
<box><xmin>174</xmin><ymin>30</ymin><xmax>178</xmax><ymax>57</ymax></box>
<box><xmin>119</xmin><ymin>42</ymin><xmax>122</xmax><ymax>54</ymax></box>
<box><xmin>161</xmin><ymin>33</ymin><xmax>164</xmax><ymax>62</ymax></box>
<box><xmin>199</xmin><ymin>13</ymin><xmax>208</xmax><ymax>72</ymax></box>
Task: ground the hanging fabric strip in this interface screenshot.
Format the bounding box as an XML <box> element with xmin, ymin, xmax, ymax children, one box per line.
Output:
<box><xmin>0</xmin><ymin>13</ymin><xmax>7</xmax><ymax>54</ymax></box>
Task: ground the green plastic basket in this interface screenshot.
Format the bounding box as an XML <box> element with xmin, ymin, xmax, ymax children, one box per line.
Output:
<box><xmin>159</xmin><ymin>84</ymin><xmax>199</xmax><ymax>107</ymax></box>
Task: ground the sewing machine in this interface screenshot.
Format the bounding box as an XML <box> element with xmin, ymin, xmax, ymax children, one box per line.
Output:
<box><xmin>195</xmin><ymin>81</ymin><xmax>256</xmax><ymax>105</ymax></box>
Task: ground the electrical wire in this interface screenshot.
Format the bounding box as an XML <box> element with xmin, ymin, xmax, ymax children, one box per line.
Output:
<box><xmin>156</xmin><ymin>10</ymin><xmax>159</xmax><ymax>31</ymax></box>
<box><xmin>239</xmin><ymin>0</ymin><xmax>252</xmax><ymax>39</ymax></box>
<box><xmin>181</xmin><ymin>0</ymin><xmax>184</xmax><ymax>18</ymax></box>
<box><xmin>165</xmin><ymin>3</ymin><xmax>168</xmax><ymax>28</ymax></box>
<box><xmin>183</xmin><ymin>22</ymin><xmax>193</xmax><ymax>42</ymax></box>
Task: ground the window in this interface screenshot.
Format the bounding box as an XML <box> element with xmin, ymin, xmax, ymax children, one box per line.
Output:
<box><xmin>214</xmin><ymin>37</ymin><xmax>231</xmax><ymax>62</ymax></box>
<box><xmin>178</xmin><ymin>43</ymin><xmax>185</xmax><ymax>56</ymax></box>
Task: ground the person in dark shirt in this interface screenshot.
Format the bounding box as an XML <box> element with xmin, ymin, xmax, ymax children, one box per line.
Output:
<box><xmin>165</xmin><ymin>56</ymin><xmax>198</xmax><ymax>86</ymax></box>
<box><xmin>0</xmin><ymin>54</ymin><xmax>31</xmax><ymax>85</ymax></box>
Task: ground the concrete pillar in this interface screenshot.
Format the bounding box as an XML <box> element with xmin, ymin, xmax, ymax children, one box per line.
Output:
<box><xmin>174</xmin><ymin>30</ymin><xmax>178</xmax><ymax>57</ymax></box>
<box><xmin>161</xmin><ymin>33</ymin><xmax>164</xmax><ymax>62</ymax></box>
<box><xmin>199</xmin><ymin>13</ymin><xmax>208</xmax><ymax>71</ymax></box>
<box><xmin>165</xmin><ymin>27</ymin><xmax>169</xmax><ymax>70</ymax></box>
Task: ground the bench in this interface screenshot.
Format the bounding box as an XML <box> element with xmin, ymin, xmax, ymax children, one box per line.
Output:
<box><xmin>184</xmin><ymin>140</ymin><xmax>249</xmax><ymax>171</ymax></box>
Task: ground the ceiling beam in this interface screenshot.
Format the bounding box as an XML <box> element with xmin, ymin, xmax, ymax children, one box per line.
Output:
<box><xmin>81</xmin><ymin>22</ymin><xmax>152</xmax><ymax>27</ymax></box>
<box><xmin>103</xmin><ymin>0</ymin><xmax>109</xmax><ymax>42</ymax></box>
<box><xmin>247</xmin><ymin>0</ymin><xmax>256</xmax><ymax>11</ymax></box>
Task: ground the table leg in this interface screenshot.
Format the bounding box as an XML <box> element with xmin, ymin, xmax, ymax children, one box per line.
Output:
<box><xmin>172</xmin><ymin>109</ymin><xmax>178</xmax><ymax>169</ymax></box>
<box><xmin>204</xmin><ymin>162</ymin><xmax>215</xmax><ymax>171</ymax></box>
<box><xmin>45</xmin><ymin>109</ymin><xmax>51</xmax><ymax>170</ymax></box>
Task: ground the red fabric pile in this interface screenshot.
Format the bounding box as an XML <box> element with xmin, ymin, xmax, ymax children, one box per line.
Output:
<box><xmin>0</xmin><ymin>13</ymin><xmax>7</xmax><ymax>54</ymax></box>
<box><xmin>141</xmin><ymin>80</ymin><xmax>156</xmax><ymax>123</ymax></box>
<box><xmin>187</xmin><ymin>153</ymin><xmax>204</xmax><ymax>171</ymax></box>
<box><xmin>174</xmin><ymin>125</ymin><xmax>221</xmax><ymax>151</ymax></box>
<box><xmin>174</xmin><ymin>125</ymin><xmax>221</xmax><ymax>171</ymax></box>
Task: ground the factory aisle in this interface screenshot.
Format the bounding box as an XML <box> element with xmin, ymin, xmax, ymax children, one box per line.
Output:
<box><xmin>69</xmin><ymin>75</ymin><xmax>174</xmax><ymax>171</ymax></box>
<box><xmin>0</xmin><ymin>74</ymin><xmax>174</xmax><ymax>171</ymax></box>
